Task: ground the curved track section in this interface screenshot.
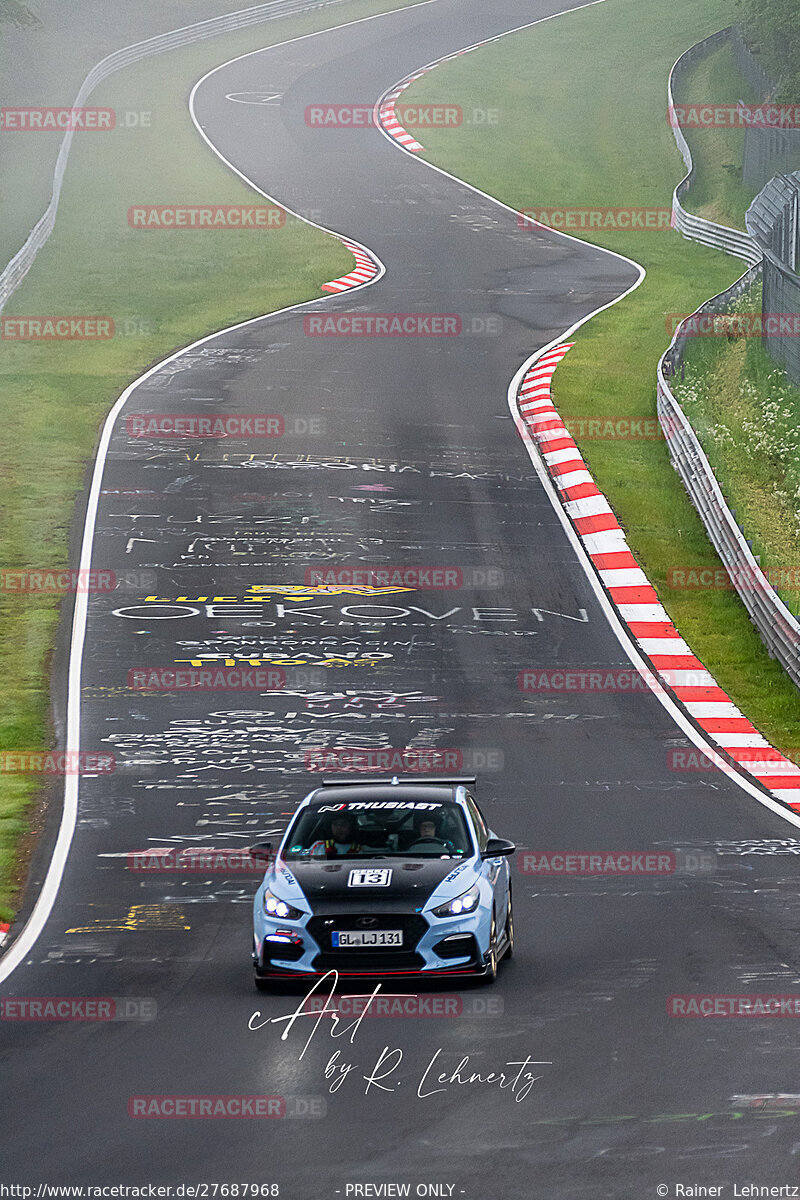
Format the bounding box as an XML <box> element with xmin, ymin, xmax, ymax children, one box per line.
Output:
<box><xmin>515</xmin><ymin>347</ymin><xmax>800</xmax><ymax>807</ymax></box>
<box><xmin>320</xmin><ymin>236</ymin><xmax>381</xmax><ymax>292</ymax></box>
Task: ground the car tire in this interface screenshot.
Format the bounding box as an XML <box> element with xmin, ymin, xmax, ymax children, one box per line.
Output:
<box><xmin>254</xmin><ymin>975</ymin><xmax>272</xmax><ymax>992</ymax></box>
<box><xmin>480</xmin><ymin>914</ymin><xmax>498</xmax><ymax>984</ymax></box>
<box><xmin>503</xmin><ymin>887</ymin><xmax>514</xmax><ymax>960</ymax></box>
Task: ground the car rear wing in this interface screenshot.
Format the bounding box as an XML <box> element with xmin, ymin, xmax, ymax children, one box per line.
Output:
<box><xmin>320</xmin><ymin>775</ymin><xmax>477</xmax><ymax>788</ymax></box>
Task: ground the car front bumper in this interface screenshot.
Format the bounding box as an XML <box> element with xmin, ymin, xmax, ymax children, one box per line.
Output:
<box><xmin>252</xmin><ymin>903</ymin><xmax>492</xmax><ymax>978</ymax></box>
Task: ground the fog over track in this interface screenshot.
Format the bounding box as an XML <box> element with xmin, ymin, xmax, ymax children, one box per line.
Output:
<box><xmin>3</xmin><ymin>1</ymin><xmax>800</xmax><ymax>1194</ymax></box>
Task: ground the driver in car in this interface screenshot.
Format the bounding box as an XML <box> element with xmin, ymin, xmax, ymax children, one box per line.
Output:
<box><xmin>405</xmin><ymin>814</ymin><xmax>454</xmax><ymax>853</ymax></box>
<box><xmin>309</xmin><ymin>812</ymin><xmax>363</xmax><ymax>859</ymax></box>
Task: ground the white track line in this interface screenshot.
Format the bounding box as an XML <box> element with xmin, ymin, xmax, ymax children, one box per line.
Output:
<box><xmin>3</xmin><ymin>0</ymin><xmax>797</xmax><ymax>985</ymax></box>
<box><xmin>370</xmin><ymin>7</ymin><xmax>800</xmax><ymax>829</ymax></box>
<box><xmin>513</xmin><ymin>344</ymin><xmax>800</xmax><ymax>807</ymax></box>
<box><xmin>0</xmin><ymin>0</ymin><xmax>442</xmax><ymax>984</ymax></box>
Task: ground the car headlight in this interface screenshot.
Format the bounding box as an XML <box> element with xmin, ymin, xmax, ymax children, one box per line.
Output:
<box><xmin>432</xmin><ymin>882</ymin><xmax>481</xmax><ymax>918</ymax></box>
<box><xmin>263</xmin><ymin>888</ymin><xmax>304</xmax><ymax>921</ymax></box>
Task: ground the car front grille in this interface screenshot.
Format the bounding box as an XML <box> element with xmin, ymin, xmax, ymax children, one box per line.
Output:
<box><xmin>307</xmin><ymin>912</ymin><xmax>428</xmax><ymax>972</ymax></box>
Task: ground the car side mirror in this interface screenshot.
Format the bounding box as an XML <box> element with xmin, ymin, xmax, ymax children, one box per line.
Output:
<box><xmin>482</xmin><ymin>837</ymin><xmax>516</xmax><ymax>858</ymax></box>
<box><xmin>248</xmin><ymin>841</ymin><xmax>274</xmax><ymax>862</ymax></box>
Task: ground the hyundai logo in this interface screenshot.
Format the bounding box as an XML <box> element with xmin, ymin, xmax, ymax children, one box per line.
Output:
<box><xmin>357</xmin><ymin>917</ymin><xmax>379</xmax><ymax>928</ymax></box>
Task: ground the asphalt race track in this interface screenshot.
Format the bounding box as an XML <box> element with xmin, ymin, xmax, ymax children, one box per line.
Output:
<box><xmin>3</xmin><ymin>1</ymin><xmax>800</xmax><ymax>1195</ymax></box>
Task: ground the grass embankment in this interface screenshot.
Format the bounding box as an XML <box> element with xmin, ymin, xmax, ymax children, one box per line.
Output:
<box><xmin>673</xmin><ymin>40</ymin><xmax>760</xmax><ymax>227</ymax></box>
<box><xmin>403</xmin><ymin>0</ymin><xmax>800</xmax><ymax>756</ymax></box>
<box><xmin>672</xmin><ymin>286</ymin><xmax>800</xmax><ymax>619</ymax></box>
<box><xmin>0</xmin><ymin>0</ymin><xmax>428</xmax><ymax>920</ymax></box>
<box><xmin>670</xmin><ymin>42</ymin><xmax>800</xmax><ymax>620</ymax></box>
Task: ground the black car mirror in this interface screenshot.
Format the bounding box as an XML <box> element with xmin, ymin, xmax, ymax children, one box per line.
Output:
<box><xmin>481</xmin><ymin>837</ymin><xmax>516</xmax><ymax>859</ymax></box>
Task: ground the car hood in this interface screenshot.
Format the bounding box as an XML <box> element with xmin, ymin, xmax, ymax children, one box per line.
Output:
<box><xmin>273</xmin><ymin>856</ymin><xmax>475</xmax><ymax>915</ymax></box>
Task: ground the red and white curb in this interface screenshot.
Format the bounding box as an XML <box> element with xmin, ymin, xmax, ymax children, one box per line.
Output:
<box><xmin>0</xmin><ymin>922</ymin><xmax>10</xmax><ymax>947</ymax></box>
<box><xmin>377</xmin><ymin>71</ymin><xmax>428</xmax><ymax>153</ymax></box>
<box><xmin>517</xmin><ymin>344</ymin><xmax>800</xmax><ymax>810</ymax></box>
<box><xmin>373</xmin><ymin>2</ymin><xmax>800</xmax><ymax>824</ymax></box>
<box><xmin>321</xmin><ymin>237</ymin><xmax>380</xmax><ymax>293</ymax></box>
<box><xmin>376</xmin><ymin>49</ymin><xmax>473</xmax><ymax>152</ymax></box>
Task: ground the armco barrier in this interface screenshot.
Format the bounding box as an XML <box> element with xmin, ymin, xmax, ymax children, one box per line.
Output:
<box><xmin>0</xmin><ymin>0</ymin><xmax>349</xmax><ymax>311</ymax></box>
<box><xmin>659</xmin><ymin>33</ymin><xmax>800</xmax><ymax>687</ymax></box>
<box><xmin>668</xmin><ymin>27</ymin><xmax>762</xmax><ymax>269</ymax></box>
<box><xmin>657</xmin><ymin>291</ymin><xmax>800</xmax><ymax>690</ymax></box>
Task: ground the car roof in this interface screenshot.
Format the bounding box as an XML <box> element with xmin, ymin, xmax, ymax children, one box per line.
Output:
<box><xmin>304</xmin><ymin>783</ymin><xmax>467</xmax><ymax>807</ymax></box>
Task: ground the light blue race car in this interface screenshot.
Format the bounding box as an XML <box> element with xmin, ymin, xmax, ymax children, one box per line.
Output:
<box><xmin>250</xmin><ymin>775</ymin><xmax>515</xmax><ymax>991</ymax></box>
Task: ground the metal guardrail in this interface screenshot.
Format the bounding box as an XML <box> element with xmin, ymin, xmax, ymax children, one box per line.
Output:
<box><xmin>0</xmin><ymin>0</ymin><xmax>347</xmax><ymax>311</ymax></box>
<box><xmin>659</xmin><ymin>33</ymin><xmax>800</xmax><ymax>687</ymax></box>
<box><xmin>657</xmin><ymin>343</ymin><xmax>800</xmax><ymax>689</ymax></box>
<box><xmin>668</xmin><ymin>28</ymin><xmax>763</xmax><ymax>269</ymax></box>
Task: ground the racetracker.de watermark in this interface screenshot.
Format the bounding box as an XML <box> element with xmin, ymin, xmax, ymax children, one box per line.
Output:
<box><xmin>0</xmin><ymin>751</ymin><xmax>115</xmax><ymax>775</ymax></box>
<box><xmin>669</xmin><ymin>102</ymin><xmax>800</xmax><ymax>128</ymax></box>
<box><xmin>0</xmin><ymin>997</ymin><xmax>156</xmax><ymax>1021</ymax></box>
<box><xmin>1</xmin><ymin>107</ymin><xmax>114</xmax><ymax>130</ymax></box>
<box><xmin>667</xmin><ymin>747</ymin><xmax>800</xmax><ymax>772</ymax></box>
<box><xmin>127</xmin><ymin>205</ymin><xmax>285</xmax><ymax>229</ymax></box>
<box><xmin>303</xmin><ymin>748</ymin><xmax>504</xmax><ymax>773</ymax></box>
<box><xmin>128</xmin><ymin>1095</ymin><xmax>325</xmax><ymax>1118</ymax></box>
<box><xmin>127</xmin><ymin>667</ymin><xmax>286</xmax><ymax>691</ymax></box>
<box><xmin>302</xmin><ymin>993</ymin><xmax>503</xmax><ymax>1017</ymax></box>
<box><xmin>561</xmin><ymin>417</ymin><xmax>662</xmax><ymax>440</ymax></box>
<box><xmin>517</xmin><ymin>207</ymin><xmax>673</xmax><ymax>231</ymax></box>
<box><xmin>0</xmin><ymin>569</ymin><xmax>116</xmax><ymax>593</ymax></box>
<box><xmin>668</xmin><ymin>995</ymin><xmax>800</xmax><ymax>1017</ymax></box>
<box><xmin>1</xmin><ymin>316</ymin><xmax>114</xmax><ymax>340</ymax></box>
<box><xmin>303</xmin><ymin>313</ymin><xmax>460</xmax><ymax>336</ymax></box>
<box><xmin>1</xmin><ymin>317</ymin><xmax>161</xmax><ymax>340</ymax></box>
<box><xmin>518</xmin><ymin>667</ymin><xmax>712</xmax><ymax>693</ymax></box>
<box><xmin>520</xmin><ymin>850</ymin><xmax>717</xmax><ymax>875</ymax></box>
<box><xmin>304</xmin><ymin>566</ymin><xmax>504</xmax><ymax>589</ymax></box>
<box><xmin>125</xmin><ymin>414</ymin><xmax>286</xmax><ymax>439</ymax></box>
<box><xmin>668</xmin><ymin>312</ymin><xmax>800</xmax><ymax>337</ymax></box>
<box><xmin>520</xmin><ymin>852</ymin><xmax>675</xmax><ymax>875</ymax></box>
<box><xmin>667</xmin><ymin>566</ymin><xmax>800</xmax><ymax>591</ymax></box>
<box><xmin>128</xmin><ymin>848</ymin><xmax>271</xmax><ymax>874</ymax></box>
<box><xmin>306</xmin><ymin>102</ymin><xmax>464</xmax><ymax>127</ymax></box>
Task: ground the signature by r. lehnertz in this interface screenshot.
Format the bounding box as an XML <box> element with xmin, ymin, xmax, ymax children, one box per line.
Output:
<box><xmin>248</xmin><ymin>970</ymin><xmax>550</xmax><ymax>1103</ymax></box>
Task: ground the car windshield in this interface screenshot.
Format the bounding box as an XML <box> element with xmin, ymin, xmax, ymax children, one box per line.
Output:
<box><xmin>282</xmin><ymin>799</ymin><xmax>473</xmax><ymax>860</ymax></box>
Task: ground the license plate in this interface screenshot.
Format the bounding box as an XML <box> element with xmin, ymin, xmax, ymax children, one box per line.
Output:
<box><xmin>332</xmin><ymin>930</ymin><xmax>403</xmax><ymax>948</ymax></box>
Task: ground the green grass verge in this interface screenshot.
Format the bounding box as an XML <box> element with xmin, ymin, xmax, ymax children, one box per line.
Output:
<box><xmin>669</xmin><ymin>37</ymin><xmax>800</xmax><ymax>620</ymax></box>
<box><xmin>673</xmin><ymin>40</ymin><xmax>760</xmax><ymax>227</ymax></box>
<box><xmin>0</xmin><ymin>0</ymin><xmax>428</xmax><ymax>921</ymax></box>
<box><xmin>403</xmin><ymin>0</ymin><xmax>800</xmax><ymax>755</ymax></box>
<box><xmin>674</xmin><ymin>284</ymin><xmax>800</xmax><ymax>616</ymax></box>
<box><xmin>0</xmin><ymin>0</ymin><xmax>425</xmax><ymax>268</ymax></box>
<box><xmin>0</xmin><ymin>0</ymin><xmax>284</xmax><ymax>268</ymax></box>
